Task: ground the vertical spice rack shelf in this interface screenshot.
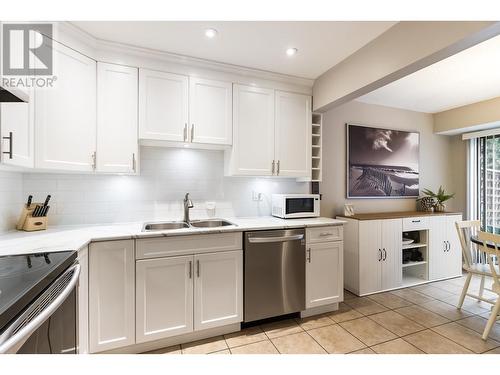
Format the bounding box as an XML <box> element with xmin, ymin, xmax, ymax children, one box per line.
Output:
<box><xmin>298</xmin><ymin>112</ymin><xmax>322</xmax><ymax>182</ymax></box>
<box><xmin>311</xmin><ymin>113</ymin><xmax>322</xmax><ymax>182</ymax></box>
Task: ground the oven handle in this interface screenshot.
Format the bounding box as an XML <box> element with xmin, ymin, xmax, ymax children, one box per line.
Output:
<box><xmin>0</xmin><ymin>263</ymin><xmax>80</xmax><ymax>354</ymax></box>
<box><xmin>248</xmin><ymin>234</ymin><xmax>304</xmax><ymax>243</ymax></box>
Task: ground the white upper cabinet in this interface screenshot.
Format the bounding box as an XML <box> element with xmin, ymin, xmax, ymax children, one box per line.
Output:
<box><xmin>274</xmin><ymin>91</ymin><xmax>311</xmax><ymax>177</ymax></box>
<box><xmin>0</xmin><ymin>91</ymin><xmax>34</xmax><ymax>168</ymax></box>
<box><xmin>35</xmin><ymin>41</ymin><xmax>97</xmax><ymax>171</ymax></box>
<box><xmin>228</xmin><ymin>84</ymin><xmax>275</xmax><ymax>176</ymax></box>
<box><xmin>96</xmin><ymin>62</ymin><xmax>138</xmax><ymax>173</ymax></box>
<box><xmin>189</xmin><ymin>77</ymin><xmax>232</xmax><ymax>145</ymax></box>
<box><xmin>139</xmin><ymin>69</ymin><xmax>188</xmax><ymax>142</ymax></box>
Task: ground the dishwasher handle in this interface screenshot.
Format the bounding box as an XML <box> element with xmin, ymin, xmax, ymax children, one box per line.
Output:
<box><xmin>247</xmin><ymin>234</ymin><xmax>304</xmax><ymax>243</ymax></box>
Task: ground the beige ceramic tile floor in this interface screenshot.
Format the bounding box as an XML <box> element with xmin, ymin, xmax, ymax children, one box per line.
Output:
<box><xmin>144</xmin><ymin>274</ymin><xmax>500</xmax><ymax>355</ymax></box>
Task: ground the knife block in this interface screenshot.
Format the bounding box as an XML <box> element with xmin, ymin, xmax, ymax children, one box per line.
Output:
<box><xmin>17</xmin><ymin>203</ymin><xmax>49</xmax><ymax>232</ymax></box>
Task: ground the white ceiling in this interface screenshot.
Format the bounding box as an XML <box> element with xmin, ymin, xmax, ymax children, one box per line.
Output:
<box><xmin>357</xmin><ymin>34</ymin><xmax>500</xmax><ymax>114</ymax></box>
<box><xmin>72</xmin><ymin>21</ymin><xmax>396</xmax><ymax>79</ymax></box>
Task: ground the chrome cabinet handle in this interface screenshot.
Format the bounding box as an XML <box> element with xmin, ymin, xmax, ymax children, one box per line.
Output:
<box><xmin>2</xmin><ymin>132</ymin><xmax>13</xmax><ymax>159</ymax></box>
<box><xmin>188</xmin><ymin>261</ymin><xmax>192</xmax><ymax>279</ymax></box>
<box><xmin>272</xmin><ymin>160</ymin><xmax>275</xmax><ymax>174</ymax></box>
<box><xmin>378</xmin><ymin>249</ymin><xmax>382</xmax><ymax>261</ymax></box>
<box><xmin>446</xmin><ymin>241</ymin><xmax>450</xmax><ymax>252</ymax></box>
<box><xmin>277</xmin><ymin>160</ymin><xmax>280</xmax><ymax>175</ymax></box>
<box><xmin>382</xmin><ymin>248</ymin><xmax>387</xmax><ymax>261</ymax></box>
<box><xmin>132</xmin><ymin>153</ymin><xmax>136</xmax><ymax>172</ymax></box>
<box><xmin>191</xmin><ymin>124</ymin><xmax>194</xmax><ymax>142</ymax></box>
<box><xmin>411</xmin><ymin>220</ymin><xmax>421</xmax><ymax>223</ymax></box>
<box><xmin>91</xmin><ymin>151</ymin><xmax>96</xmax><ymax>170</ymax></box>
<box><xmin>183</xmin><ymin>123</ymin><xmax>187</xmax><ymax>142</ymax></box>
<box><xmin>319</xmin><ymin>232</ymin><xmax>333</xmax><ymax>237</ymax></box>
<box><xmin>196</xmin><ymin>259</ymin><xmax>200</xmax><ymax>277</ymax></box>
<box><xmin>307</xmin><ymin>248</ymin><xmax>311</xmax><ymax>263</ymax></box>
<box><xmin>443</xmin><ymin>241</ymin><xmax>447</xmax><ymax>252</ymax></box>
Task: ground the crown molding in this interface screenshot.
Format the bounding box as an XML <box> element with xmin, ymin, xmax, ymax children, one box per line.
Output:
<box><xmin>64</xmin><ymin>21</ymin><xmax>314</xmax><ymax>90</ymax></box>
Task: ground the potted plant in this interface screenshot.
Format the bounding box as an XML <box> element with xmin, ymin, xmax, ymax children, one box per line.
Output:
<box><xmin>421</xmin><ymin>186</ymin><xmax>455</xmax><ymax>212</ymax></box>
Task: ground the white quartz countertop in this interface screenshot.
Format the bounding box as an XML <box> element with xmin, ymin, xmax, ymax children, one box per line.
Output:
<box><xmin>0</xmin><ymin>216</ymin><xmax>345</xmax><ymax>256</ymax></box>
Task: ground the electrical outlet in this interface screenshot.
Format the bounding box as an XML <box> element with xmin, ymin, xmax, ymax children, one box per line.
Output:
<box><xmin>252</xmin><ymin>191</ymin><xmax>263</xmax><ymax>201</ymax></box>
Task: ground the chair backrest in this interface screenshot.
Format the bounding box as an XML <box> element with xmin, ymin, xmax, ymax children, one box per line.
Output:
<box><xmin>477</xmin><ymin>231</ymin><xmax>500</xmax><ymax>292</ymax></box>
<box><xmin>456</xmin><ymin>220</ymin><xmax>481</xmax><ymax>269</ymax></box>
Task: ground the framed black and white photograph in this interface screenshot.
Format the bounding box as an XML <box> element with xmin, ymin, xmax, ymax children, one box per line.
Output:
<box><xmin>347</xmin><ymin>124</ymin><xmax>420</xmax><ymax>198</ymax></box>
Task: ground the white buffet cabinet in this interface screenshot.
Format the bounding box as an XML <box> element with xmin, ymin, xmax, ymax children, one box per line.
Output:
<box><xmin>339</xmin><ymin>212</ymin><xmax>462</xmax><ymax>296</ymax></box>
<box><xmin>80</xmin><ymin>224</ymin><xmax>343</xmax><ymax>353</ymax></box>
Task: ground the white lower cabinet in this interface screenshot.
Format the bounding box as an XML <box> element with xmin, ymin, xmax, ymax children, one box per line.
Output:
<box><xmin>136</xmin><ymin>256</ymin><xmax>193</xmax><ymax>343</ymax></box>
<box><xmin>341</xmin><ymin>213</ymin><xmax>463</xmax><ymax>296</ymax></box>
<box><xmin>429</xmin><ymin>214</ymin><xmax>462</xmax><ymax>280</ymax></box>
<box><xmin>358</xmin><ymin>219</ymin><xmax>402</xmax><ymax>295</ymax></box>
<box><xmin>194</xmin><ymin>251</ymin><xmax>243</xmax><ymax>330</ymax></box>
<box><xmin>89</xmin><ymin>240</ymin><xmax>135</xmax><ymax>353</ymax></box>
<box><xmin>305</xmin><ymin>240</ymin><xmax>343</xmax><ymax>309</ymax></box>
<box><xmin>135</xmin><ymin>249</ymin><xmax>243</xmax><ymax>344</ymax></box>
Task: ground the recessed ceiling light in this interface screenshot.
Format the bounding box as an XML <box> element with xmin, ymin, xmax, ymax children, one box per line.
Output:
<box><xmin>205</xmin><ymin>28</ymin><xmax>218</xmax><ymax>39</ymax></box>
<box><xmin>286</xmin><ymin>48</ymin><xmax>298</xmax><ymax>57</ymax></box>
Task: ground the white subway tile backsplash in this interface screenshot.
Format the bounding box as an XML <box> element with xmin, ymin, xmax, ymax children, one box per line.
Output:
<box><xmin>0</xmin><ymin>170</ymin><xmax>24</xmax><ymax>233</ymax></box>
<box><xmin>16</xmin><ymin>146</ymin><xmax>309</xmax><ymax>227</ymax></box>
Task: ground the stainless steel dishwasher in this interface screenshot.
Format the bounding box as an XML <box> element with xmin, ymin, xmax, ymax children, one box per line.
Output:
<box><xmin>244</xmin><ymin>228</ymin><xmax>305</xmax><ymax>322</ymax></box>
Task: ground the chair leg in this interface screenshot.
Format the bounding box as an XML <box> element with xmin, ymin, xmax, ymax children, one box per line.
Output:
<box><xmin>482</xmin><ymin>299</ymin><xmax>500</xmax><ymax>340</ymax></box>
<box><xmin>479</xmin><ymin>276</ymin><xmax>485</xmax><ymax>298</ymax></box>
<box><xmin>458</xmin><ymin>273</ymin><xmax>472</xmax><ymax>308</ymax></box>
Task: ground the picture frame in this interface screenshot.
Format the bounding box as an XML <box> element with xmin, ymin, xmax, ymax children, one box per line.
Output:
<box><xmin>346</xmin><ymin>123</ymin><xmax>420</xmax><ymax>199</ymax></box>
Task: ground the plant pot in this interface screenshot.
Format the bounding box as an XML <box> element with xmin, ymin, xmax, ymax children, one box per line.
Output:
<box><xmin>434</xmin><ymin>203</ymin><xmax>446</xmax><ymax>212</ymax></box>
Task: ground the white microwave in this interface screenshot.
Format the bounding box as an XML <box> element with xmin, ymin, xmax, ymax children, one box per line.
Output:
<box><xmin>271</xmin><ymin>194</ymin><xmax>320</xmax><ymax>219</ymax></box>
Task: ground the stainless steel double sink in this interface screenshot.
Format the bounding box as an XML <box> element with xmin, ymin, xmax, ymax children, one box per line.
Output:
<box><xmin>142</xmin><ymin>219</ymin><xmax>235</xmax><ymax>232</ymax></box>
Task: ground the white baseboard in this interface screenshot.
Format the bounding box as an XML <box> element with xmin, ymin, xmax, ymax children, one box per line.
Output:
<box><xmin>300</xmin><ymin>303</ymin><xmax>339</xmax><ymax>318</ymax></box>
<box><xmin>98</xmin><ymin>323</ymin><xmax>241</xmax><ymax>354</ymax></box>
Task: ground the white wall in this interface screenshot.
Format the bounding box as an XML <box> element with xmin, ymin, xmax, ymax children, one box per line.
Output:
<box><xmin>0</xmin><ymin>170</ymin><xmax>24</xmax><ymax>233</ymax></box>
<box><xmin>320</xmin><ymin>100</ymin><xmax>466</xmax><ymax>217</ymax></box>
<box><xmin>22</xmin><ymin>147</ymin><xmax>309</xmax><ymax>226</ymax></box>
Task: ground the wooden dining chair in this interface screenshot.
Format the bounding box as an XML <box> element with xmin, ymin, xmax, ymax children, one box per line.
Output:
<box><xmin>477</xmin><ymin>231</ymin><xmax>500</xmax><ymax>340</ymax></box>
<box><xmin>455</xmin><ymin>220</ymin><xmax>495</xmax><ymax>307</ymax></box>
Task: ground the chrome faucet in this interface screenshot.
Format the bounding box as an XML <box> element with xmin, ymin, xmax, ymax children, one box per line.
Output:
<box><xmin>184</xmin><ymin>193</ymin><xmax>194</xmax><ymax>224</ymax></box>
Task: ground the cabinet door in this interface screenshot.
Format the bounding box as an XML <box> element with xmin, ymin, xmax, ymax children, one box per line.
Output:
<box><xmin>89</xmin><ymin>240</ymin><xmax>135</xmax><ymax>352</ymax></box>
<box><xmin>0</xmin><ymin>94</ymin><xmax>34</xmax><ymax>168</ymax></box>
<box><xmin>35</xmin><ymin>40</ymin><xmax>96</xmax><ymax>171</ymax></box>
<box><xmin>381</xmin><ymin>219</ymin><xmax>402</xmax><ymax>290</ymax></box>
<box><xmin>194</xmin><ymin>250</ymin><xmax>243</xmax><ymax>331</ymax></box>
<box><xmin>136</xmin><ymin>256</ymin><xmax>194</xmax><ymax>343</ymax></box>
<box><xmin>139</xmin><ymin>69</ymin><xmax>188</xmax><ymax>142</ymax></box>
<box><xmin>230</xmin><ymin>84</ymin><xmax>275</xmax><ymax>176</ymax></box>
<box><xmin>189</xmin><ymin>77</ymin><xmax>232</xmax><ymax>145</ymax></box>
<box><xmin>97</xmin><ymin>62</ymin><xmax>138</xmax><ymax>173</ymax></box>
<box><xmin>274</xmin><ymin>91</ymin><xmax>311</xmax><ymax>177</ymax></box>
<box><xmin>445</xmin><ymin>214</ymin><xmax>463</xmax><ymax>278</ymax></box>
<box><xmin>429</xmin><ymin>216</ymin><xmax>448</xmax><ymax>280</ymax></box>
<box><xmin>358</xmin><ymin>220</ymin><xmax>382</xmax><ymax>294</ymax></box>
<box><xmin>306</xmin><ymin>241</ymin><xmax>343</xmax><ymax>308</ymax></box>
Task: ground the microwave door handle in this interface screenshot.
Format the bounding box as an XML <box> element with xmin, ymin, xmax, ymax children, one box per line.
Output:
<box><xmin>0</xmin><ymin>263</ymin><xmax>80</xmax><ymax>354</ymax></box>
<box><xmin>248</xmin><ymin>234</ymin><xmax>304</xmax><ymax>243</ymax></box>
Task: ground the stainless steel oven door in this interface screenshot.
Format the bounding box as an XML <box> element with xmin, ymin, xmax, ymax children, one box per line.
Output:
<box><xmin>0</xmin><ymin>263</ymin><xmax>80</xmax><ymax>354</ymax></box>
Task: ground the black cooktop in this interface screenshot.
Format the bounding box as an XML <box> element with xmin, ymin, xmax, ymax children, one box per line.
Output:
<box><xmin>0</xmin><ymin>251</ymin><xmax>77</xmax><ymax>333</ymax></box>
